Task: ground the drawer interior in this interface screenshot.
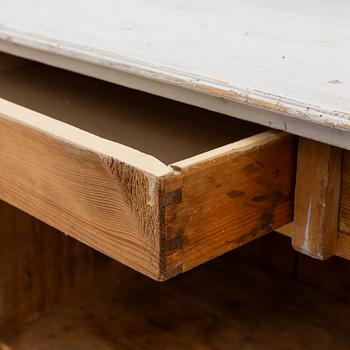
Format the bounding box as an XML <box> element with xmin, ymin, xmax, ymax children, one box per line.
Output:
<box><xmin>0</xmin><ymin>58</ymin><xmax>266</xmax><ymax>165</ymax></box>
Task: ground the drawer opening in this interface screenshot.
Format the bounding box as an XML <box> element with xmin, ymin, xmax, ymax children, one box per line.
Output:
<box><xmin>0</xmin><ymin>58</ymin><xmax>266</xmax><ymax>165</ymax></box>
<box><xmin>0</xmin><ymin>53</ymin><xmax>296</xmax><ymax>281</ymax></box>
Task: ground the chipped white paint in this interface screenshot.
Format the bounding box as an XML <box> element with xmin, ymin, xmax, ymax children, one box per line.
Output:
<box><xmin>0</xmin><ymin>0</ymin><xmax>350</xmax><ymax>148</ymax></box>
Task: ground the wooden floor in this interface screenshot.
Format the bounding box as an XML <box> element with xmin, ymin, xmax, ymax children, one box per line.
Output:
<box><xmin>1</xmin><ymin>252</ymin><xmax>350</xmax><ymax>350</ymax></box>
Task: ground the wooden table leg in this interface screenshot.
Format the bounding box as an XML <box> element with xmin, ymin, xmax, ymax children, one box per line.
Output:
<box><xmin>291</xmin><ymin>138</ymin><xmax>342</xmax><ymax>260</ymax></box>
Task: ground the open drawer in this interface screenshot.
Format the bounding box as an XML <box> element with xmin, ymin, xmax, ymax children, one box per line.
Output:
<box><xmin>0</xmin><ymin>55</ymin><xmax>297</xmax><ymax>280</ymax></box>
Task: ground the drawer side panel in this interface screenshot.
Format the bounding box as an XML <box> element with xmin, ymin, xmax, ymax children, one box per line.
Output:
<box><xmin>163</xmin><ymin>132</ymin><xmax>297</xmax><ymax>278</ymax></box>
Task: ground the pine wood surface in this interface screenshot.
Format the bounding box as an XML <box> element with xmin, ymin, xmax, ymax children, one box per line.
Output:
<box><xmin>280</xmin><ymin>149</ymin><xmax>350</xmax><ymax>261</ymax></box>
<box><xmin>291</xmin><ymin>138</ymin><xmax>342</xmax><ymax>259</ymax></box>
<box><xmin>163</xmin><ymin>132</ymin><xmax>296</xmax><ymax>278</ymax></box>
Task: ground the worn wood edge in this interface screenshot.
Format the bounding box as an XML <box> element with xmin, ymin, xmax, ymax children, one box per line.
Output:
<box><xmin>1</xmin><ymin>34</ymin><xmax>350</xmax><ymax>151</ymax></box>
<box><xmin>1</xmin><ymin>29</ymin><xmax>349</xmax><ymax>129</ymax></box>
<box><xmin>101</xmin><ymin>156</ymin><xmax>168</xmax><ymax>281</ymax></box>
<box><xmin>162</xmin><ymin>131</ymin><xmax>297</xmax><ymax>279</ymax></box>
<box><xmin>0</xmin><ymin>98</ymin><xmax>171</xmax><ymax>177</ymax></box>
<box><xmin>279</xmin><ymin>144</ymin><xmax>348</xmax><ymax>261</ymax></box>
<box><xmin>157</xmin><ymin>179</ymin><xmax>168</xmax><ymax>281</ymax></box>
<box><xmin>170</xmin><ymin>130</ymin><xmax>288</xmax><ymax>170</ymax></box>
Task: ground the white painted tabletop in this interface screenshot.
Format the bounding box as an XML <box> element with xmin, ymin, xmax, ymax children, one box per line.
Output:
<box><xmin>0</xmin><ymin>0</ymin><xmax>349</xmax><ymax>149</ymax></box>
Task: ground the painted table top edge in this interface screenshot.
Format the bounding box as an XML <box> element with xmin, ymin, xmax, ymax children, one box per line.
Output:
<box><xmin>0</xmin><ymin>0</ymin><xmax>349</xmax><ymax>149</ymax></box>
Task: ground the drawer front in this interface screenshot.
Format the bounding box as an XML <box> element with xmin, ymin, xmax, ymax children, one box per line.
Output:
<box><xmin>0</xmin><ymin>100</ymin><xmax>296</xmax><ymax>280</ymax></box>
<box><xmin>0</xmin><ymin>56</ymin><xmax>297</xmax><ymax>280</ymax></box>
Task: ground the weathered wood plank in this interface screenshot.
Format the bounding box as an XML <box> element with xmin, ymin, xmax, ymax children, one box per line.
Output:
<box><xmin>291</xmin><ymin>138</ymin><xmax>342</xmax><ymax>260</ymax></box>
<box><xmin>162</xmin><ymin>131</ymin><xmax>297</xmax><ymax>278</ymax></box>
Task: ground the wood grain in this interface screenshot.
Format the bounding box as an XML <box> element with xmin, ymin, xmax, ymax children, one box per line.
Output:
<box><xmin>2</xmin><ymin>253</ymin><xmax>350</xmax><ymax>350</ymax></box>
<box><xmin>0</xmin><ymin>100</ymin><xmax>296</xmax><ymax>280</ymax></box>
<box><xmin>162</xmin><ymin>131</ymin><xmax>297</xmax><ymax>278</ymax></box>
<box><xmin>291</xmin><ymin>138</ymin><xmax>342</xmax><ymax>260</ymax></box>
<box><xmin>0</xmin><ymin>113</ymin><xmax>163</xmax><ymax>279</ymax></box>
